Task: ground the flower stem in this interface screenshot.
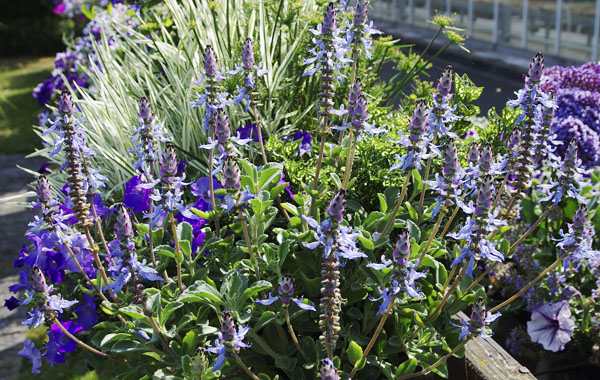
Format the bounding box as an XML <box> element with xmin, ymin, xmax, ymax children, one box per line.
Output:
<box><xmin>84</xmin><ymin>227</ymin><xmax>115</xmax><ymax>302</ymax></box>
<box><xmin>379</xmin><ymin>171</ymin><xmax>413</xmax><ymax>239</ymax></box>
<box><xmin>89</xmin><ymin>198</ymin><xmax>115</xmax><ymax>267</ymax></box>
<box><xmin>239</xmin><ymin>209</ymin><xmax>261</xmax><ymax>281</ymax></box>
<box><xmin>337</xmin><ymin>46</ymin><xmax>360</xmax><ymax>146</ymax></box>
<box><xmin>284</xmin><ymin>306</ymin><xmax>310</xmax><ymax>361</ymax></box>
<box><xmin>169</xmin><ymin>213</ymin><xmax>184</xmax><ymax>292</ymax></box>
<box><xmin>310</xmin><ymin>129</ymin><xmax>328</xmax><ymax>218</ymax></box>
<box><xmin>142</xmin><ymin>303</ymin><xmax>179</xmax><ymax>359</ymax></box>
<box><xmin>425</xmin><ymin>262</ymin><xmax>468</xmax><ymax>323</ymax></box>
<box><xmin>348</xmin><ymin>295</ymin><xmax>396</xmax><ymax>379</ymax></box>
<box><xmin>395</xmin><ymin>338</ymin><xmax>470</xmax><ymax>380</ymax></box>
<box><xmin>492</xmin><ymin>172</ymin><xmax>510</xmax><ymax>210</ymax></box>
<box><xmin>208</xmin><ymin>124</ymin><xmax>221</xmax><ymax>237</ymax></box>
<box><xmin>490</xmin><ymin>253</ymin><xmax>569</xmax><ymax>313</ymax></box>
<box><xmin>416</xmin><ymin>205</ymin><xmax>447</xmax><ymax>265</ymax></box>
<box><xmin>440</xmin><ymin>205</ymin><xmax>460</xmax><ymax>237</ymax></box>
<box><xmin>417</xmin><ymin>139</ymin><xmax>436</xmax><ymax>224</ymax></box>
<box><xmin>342</xmin><ymin>129</ymin><xmax>357</xmax><ymax>190</ymax></box>
<box><xmin>251</xmin><ymin>103</ymin><xmax>268</xmax><ymax>165</ymax></box>
<box><xmin>232</xmin><ymin>351</ymin><xmax>261</xmax><ymax>380</ymax></box>
<box><xmin>53</xmin><ymin>317</ymin><xmax>128</xmax><ymax>363</ymax></box>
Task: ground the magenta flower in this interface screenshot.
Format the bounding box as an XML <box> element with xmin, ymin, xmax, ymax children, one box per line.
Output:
<box><xmin>527</xmin><ymin>300</ymin><xmax>575</xmax><ymax>352</ymax></box>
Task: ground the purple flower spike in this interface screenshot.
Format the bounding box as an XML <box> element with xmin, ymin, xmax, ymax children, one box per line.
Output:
<box><xmin>203</xmin><ymin>45</ymin><xmax>218</xmax><ymax>77</ymax></box>
<box><xmin>409</xmin><ymin>101</ymin><xmax>428</xmax><ymax>142</ymax></box>
<box><xmin>479</xmin><ymin>144</ymin><xmax>493</xmax><ymax>173</ymax></box>
<box><xmin>215</xmin><ymin>109</ymin><xmax>231</xmax><ymax>145</ymax></box>
<box><xmin>353</xmin><ymin>0</ymin><xmax>368</xmax><ymax>27</ymax></box>
<box><xmin>475</xmin><ymin>176</ymin><xmax>494</xmax><ymax>216</ymax></box>
<box><xmin>528</xmin><ymin>52</ymin><xmax>544</xmax><ymax>82</ymax></box>
<box><xmin>138</xmin><ymin>96</ymin><xmax>154</xmax><ymax>124</ymax></box>
<box><xmin>467</xmin><ymin>143</ymin><xmax>480</xmax><ymax>165</ymax></box>
<box><xmin>572</xmin><ymin>204</ymin><xmax>588</xmax><ymax>230</ymax></box>
<box><xmin>36</xmin><ymin>175</ymin><xmax>51</xmax><ymax>203</ymax></box>
<box><xmin>242</xmin><ymin>38</ymin><xmax>255</xmax><ymax>70</ymax></box>
<box><xmin>318</xmin><ymin>358</ymin><xmax>339</xmax><ymax>380</ymax></box>
<box><xmin>278</xmin><ymin>274</ymin><xmax>294</xmax><ymax>302</ymax></box>
<box><xmin>220</xmin><ymin>310</ymin><xmax>236</xmax><ymax>342</ymax></box>
<box><xmin>31</xmin><ymin>266</ymin><xmax>47</xmax><ymax>293</ymax></box>
<box><xmin>57</xmin><ymin>90</ymin><xmax>73</xmax><ymax>115</ymax></box>
<box><xmin>322</xmin><ymin>3</ymin><xmax>337</xmax><ymax>35</ymax></box>
<box><xmin>442</xmin><ymin>142</ymin><xmax>459</xmax><ymax>178</ymax></box>
<box><xmin>393</xmin><ymin>228</ymin><xmax>410</xmax><ymax>266</ymax></box>
<box><xmin>348</xmin><ymin>79</ymin><xmax>363</xmax><ymax>108</ymax></box>
<box><xmin>222</xmin><ymin>157</ymin><xmax>241</xmax><ymax>192</ymax></box>
<box><xmin>115</xmin><ymin>204</ymin><xmax>134</xmax><ymax>242</ymax></box>
<box><xmin>470</xmin><ymin>297</ymin><xmax>486</xmax><ymax>331</ymax></box>
<box><xmin>160</xmin><ymin>144</ymin><xmax>178</xmax><ymax>179</ymax></box>
<box><xmin>327</xmin><ymin>189</ymin><xmax>346</xmax><ymax>224</ymax></box>
<box><xmin>527</xmin><ymin>301</ymin><xmax>574</xmax><ymax>352</ymax></box>
<box><xmin>437</xmin><ymin>65</ymin><xmax>454</xmax><ymax>98</ymax></box>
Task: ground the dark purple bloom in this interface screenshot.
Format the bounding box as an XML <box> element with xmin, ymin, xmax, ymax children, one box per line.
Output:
<box><xmin>452</xmin><ymin>297</ymin><xmax>500</xmax><ymax>340</ymax></box>
<box><xmin>528</xmin><ymin>52</ymin><xmax>544</xmax><ymax>82</ymax></box>
<box><xmin>73</xmin><ymin>295</ymin><xmax>98</xmax><ymax>330</ymax></box>
<box><xmin>4</xmin><ymin>296</ymin><xmax>20</xmax><ymax>311</ymax></box>
<box><xmin>527</xmin><ymin>301</ymin><xmax>575</xmax><ymax>352</ymax></box>
<box><xmin>242</xmin><ymin>38</ymin><xmax>255</xmax><ymax>70</ymax></box>
<box><xmin>14</xmin><ymin>244</ymin><xmax>28</xmax><ymax>268</ymax></box>
<box><xmin>222</xmin><ymin>156</ymin><xmax>241</xmax><ymax>191</ymax></box>
<box><xmin>123</xmin><ymin>175</ymin><xmax>151</xmax><ymax>213</ymax></box>
<box><xmin>44</xmin><ymin>321</ymin><xmax>83</xmax><ymax>365</ymax></box>
<box><xmin>255</xmin><ymin>275</ymin><xmax>316</xmax><ymax>311</ymax></box>
<box><xmin>44</xmin><ymin>250</ymin><xmax>66</xmax><ymax>284</ymax></box>
<box><xmin>203</xmin><ymin>45</ymin><xmax>218</xmax><ymax>77</ymax></box>
<box><xmin>326</xmin><ymin>190</ymin><xmax>346</xmax><ymax>224</ymax></box>
<box><xmin>283</xmin><ymin>131</ymin><xmax>312</xmax><ymax>156</ymax></box>
<box><xmin>57</xmin><ymin>90</ymin><xmax>74</xmax><ymax>116</ymax></box>
<box><xmin>237</xmin><ymin>124</ymin><xmax>261</xmax><ymax>143</ymax></box>
<box><xmin>19</xmin><ymin>340</ymin><xmax>41</xmax><ymax>374</ymax></box>
<box><xmin>207</xmin><ymin>310</ymin><xmax>250</xmax><ymax>372</ymax></box>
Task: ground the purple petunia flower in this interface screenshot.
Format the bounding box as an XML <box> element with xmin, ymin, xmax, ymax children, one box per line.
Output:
<box><xmin>123</xmin><ymin>175</ymin><xmax>151</xmax><ymax>213</ymax></box>
<box><xmin>44</xmin><ymin>321</ymin><xmax>83</xmax><ymax>365</ymax></box>
<box><xmin>527</xmin><ymin>300</ymin><xmax>575</xmax><ymax>352</ymax></box>
<box><xmin>73</xmin><ymin>294</ymin><xmax>98</xmax><ymax>331</ymax></box>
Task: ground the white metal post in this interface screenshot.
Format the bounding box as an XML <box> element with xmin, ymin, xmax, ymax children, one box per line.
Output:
<box><xmin>468</xmin><ymin>0</ymin><xmax>474</xmax><ymax>36</ymax></box>
<box><xmin>492</xmin><ymin>0</ymin><xmax>499</xmax><ymax>44</ymax></box>
<box><xmin>521</xmin><ymin>0</ymin><xmax>528</xmax><ymax>48</ymax></box>
<box><xmin>409</xmin><ymin>0</ymin><xmax>414</xmax><ymax>24</ymax></box>
<box><xmin>593</xmin><ymin>0</ymin><xmax>600</xmax><ymax>61</ymax></box>
<box><xmin>392</xmin><ymin>0</ymin><xmax>398</xmax><ymax>23</ymax></box>
<box><xmin>553</xmin><ymin>0</ymin><xmax>562</xmax><ymax>55</ymax></box>
<box><xmin>446</xmin><ymin>0</ymin><xmax>451</xmax><ymax>16</ymax></box>
<box><xmin>426</xmin><ymin>0</ymin><xmax>431</xmax><ymax>24</ymax></box>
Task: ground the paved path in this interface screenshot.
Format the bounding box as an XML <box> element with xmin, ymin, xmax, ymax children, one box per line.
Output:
<box><xmin>0</xmin><ymin>154</ymin><xmax>46</xmax><ymax>380</ymax></box>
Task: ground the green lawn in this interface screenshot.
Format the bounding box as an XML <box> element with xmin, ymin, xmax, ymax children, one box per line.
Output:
<box><xmin>0</xmin><ymin>57</ymin><xmax>53</xmax><ymax>155</ymax></box>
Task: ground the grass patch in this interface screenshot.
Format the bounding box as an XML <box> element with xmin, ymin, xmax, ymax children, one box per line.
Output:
<box><xmin>0</xmin><ymin>57</ymin><xmax>53</xmax><ymax>155</ymax></box>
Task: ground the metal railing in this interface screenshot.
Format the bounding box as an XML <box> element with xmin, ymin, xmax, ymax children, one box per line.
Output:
<box><xmin>373</xmin><ymin>0</ymin><xmax>600</xmax><ymax>62</ymax></box>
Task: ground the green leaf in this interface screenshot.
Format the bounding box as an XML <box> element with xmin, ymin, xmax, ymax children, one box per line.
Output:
<box><xmin>119</xmin><ymin>305</ymin><xmax>146</xmax><ymax>320</ymax></box>
<box><xmin>347</xmin><ymin>341</ymin><xmax>363</xmax><ymax>366</ymax></box>
<box><xmin>177</xmin><ymin>222</ymin><xmax>193</xmax><ymax>242</ymax></box>
<box><xmin>101</xmin><ymin>333</ymin><xmax>131</xmax><ymax>348</ymax></box>
<box><xmin>359</xmin><ymin>233</ymin><xmax>374</xmax><ymax>251</ymax></box>
<box><xmin>182</xmin><ymin>330</ymin><xmax>197</xmax><ymax>354</ymax></box>
<box><xmin>155</xmin><ymin>244</ymin><xmax>175</xmax><ymax>259</ymax></box>
<box><xmin>378</xmin><ymin>193</ymin><xmax>388</xmax><ymax>213</ymax></box>
<box><xmin>395</xmin><ymin>358</ymin><xmax>417</xmax><ymax>377</ymax></box>
<box><xmin>406</xmin><ymin>219</ymin><xmax>421</xmax><ymax>242</ymax></box>
<box><xmin>179</xmin><ymin>240</ymin><xmax>192</xmax><ymax>259</ymax></box>
<box><xmin>405</xmin><ymin>202</ymin><xmax>419</xmax><ymax>223</ymax></box>
<box><xmin>275</xmin><ymin>356</ymin><xmax>297</xmax><ymax>371</ymax></box>
<box><xmin>179</xmin><ymin>281</ymin><xmax>224</xmax><ymax>306</ymax></box>
<box><xmin>255</xmin><ymin>311</ymin><xmax>277</xmax><ymax>331</ymax></box>
<box><xmin>259</xmin><ymin>166</ymin><xmax>282</xmax><ymax>191</ymax></box>
<box><xmin>240</xmin><ymin>280</ymin><xmax>272</xmax><ymax>305</ymax></box>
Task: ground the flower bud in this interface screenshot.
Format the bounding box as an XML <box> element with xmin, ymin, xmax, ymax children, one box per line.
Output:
<box><xmin>32</xmin><ymin>266</ymin><xmax>48</xmax><ymax>293</ymax></box>
<box><xmin>242</xmin><ymin>38</ymin><xmax>255</xmax><ymax>70</ymax></box>
<box><xmin>467</xmin><ymin>143</ymin><xmax>480</xmax><ymax>165</ymax></box>
<box><xmin>36</xmin><ymin>175</ymin><xmax>51</xmax><ymax>203</ymax></box>
<box><xmin>528</xmin><ymin>52</ymin><xmax>544</xmax><ymax>82</ymax></box>
<box><xmin>326</xmin><ymin>189</ymin><xmax>346</xmax><ymax>224</ymax></box>
<box><xmin>322</xmin><ymin>3</ymin><xmax>337</xmax><ymax>35</ymax></box>
<box><xmin>58</xmin><ymin>90</ymin><xmax>74</xmax><ymax>116</ymax></box>
<box><xmin>559</xmin><ymin>285</ymin><xmax>582</xmax><ymax>301</ymax></box>
<box><xmin>437</xmin><ymin>65</ymin><xmax>454</xmax><ymax>98</ymax></box>
<box><xmin>215</xmin><ymin>109</ymin><xmax>231</xmax><ymax>145</ymax></box>
<box><xmin>564</xmin><ymin>140</ymin><xmax>579</xmax><ymax>169</ymax></box>
<box><xmin>138</xmin><ymin>97</ymin><xmax>154</xmax><ymax>124</ymax></box>
<box><xmin>353</xmin><ymin>0</ymin><xmax>368</xmax><ymax>27</ymax></box>
<box><xmin>409</xmin><ymin>101</ymin><xmax>428</xmax><ymax>143</ymax></box>
<box><xmin>318</xmin><ymin>358</ymin><xmax>339</xmax><ymax>380</ymax></box>
<box><xmin>479</xmin><ymin>144</ymin><xmax>493</xmax><ymax>173</ymax></box>
<box><xmin>348</xmin><ymin>79</ymin><xmax>363</xmax><ymax>109</ymax></box>
<box><xmin>115</xmin><ymin>204</ymin><xmax>134</xmax><ymax>242</ymax></box>
<box><xmin>203</xmin><ymin>45</ymin><xmax>218</xmax><ymax>77</ymax></box>
<box><xmin>351</xmin><ymin>94</ymin><xmax>368</xmax><ymax>128</ymax></box>
<box><xmin>222</xmin><ymin>156</ymin><xmax>241</xmax><ymax>191</ymax></box>
<box><xmin>443</xmin><ymin>142</ymin><xmax>459</xmax><ymax>178</ymax></box>
<box><xmin>469</xmin><ymin>296</ymin><xmax>486</xmax><ymax>332</ymax></box>
<box><xmin>160</xmin><ymin>144</ymin><xmax>178</xmax><ymax>179</ymax></box>
<box><xmin>393</xmin><ymin>228</ymin><xmax>410</xmax><ymax>266</ymax></box>
<box><xmin>508</xmin><ymin>129</ymin><xmax>521</xmax><ymax>150</ymax></box>
<box><xmin>221</xmin><ymin>310</ymin><xmax>236</xmax><ymax>342</ymax></box>
<box><xmin>476</xmin><ymin>176</ymin><xmax>494</xmax><ymax>216</ymax></box>
<box><xmin>572</xmin><ymin>204</ymin><xmax>588</xmax><ymax>231</ymax></box>
<box><xmin>278</xmin><ymin>274</ymin><xmax>295</xmax><ymax>304</ymax></box>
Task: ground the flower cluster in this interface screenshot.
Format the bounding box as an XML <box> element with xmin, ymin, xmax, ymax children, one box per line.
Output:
<box><xmin>207</xmin><ymin>310</ymin><xmax>250</xmax><ymax>372</ymax></box>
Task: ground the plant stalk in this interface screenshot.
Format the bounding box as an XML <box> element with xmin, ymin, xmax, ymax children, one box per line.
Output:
<box><xmin>379</xmin><ymin>171</ymin><xmax>412</xmax><ymax>239</ymax></box>
<box><xmin>239</xmin><ymin>209</ymin><xmax>261</xmax><ymax>281</ymax></box>
<box><xmin>169</xmin><ymin>213</ymin><xmax>184</xmax><ymax>292</ymax></box>
<box><xmin>310</xmin><ymin>130</ymin><xmax>328</xmax><ymax>218</ymax></box>
<box><xmin>440</xmin><ymin>205</ymin><xmax>460</xmax><ymax>237</ymax></box>
<box><xmin>417</xmin><ymin>205</ymin><xmax>446</xmax><ymax>265</ymax></box>
<box><xmin>232</xmin><ymin>351</ymin><xmax>261</xmax><ymax>380</ymax></box>
<box><xmin>284</xmin><ymin>306</ymin><xmax>309</xmax><ymax>361</ymax></box>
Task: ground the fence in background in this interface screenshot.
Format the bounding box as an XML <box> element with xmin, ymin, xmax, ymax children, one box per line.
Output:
<box><xmin>372</xmin><ymin>0</ymin><xmax>600</xmax><ymax>63</ymax></box>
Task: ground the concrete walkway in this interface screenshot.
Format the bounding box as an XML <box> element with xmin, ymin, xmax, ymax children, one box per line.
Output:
<box><xmin>0</xmin><ymin>154</ymin><xmax>46</xmax><ymax>380</ymax></box>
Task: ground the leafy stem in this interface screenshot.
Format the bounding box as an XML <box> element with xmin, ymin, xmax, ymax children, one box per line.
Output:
<box><xmin>169</xmin><ymin>213</ymin><xmax>184</xmax><ymax>292</ymax></box>
<box><xmin>379</xmin><ymin>171</ymin><xmax>413</xmax><ymax>239</ymax></box>
<box><xmin>283</xmin><ymin>305</ymin><xmax>310</xmax><ymax>361</ymax></box>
